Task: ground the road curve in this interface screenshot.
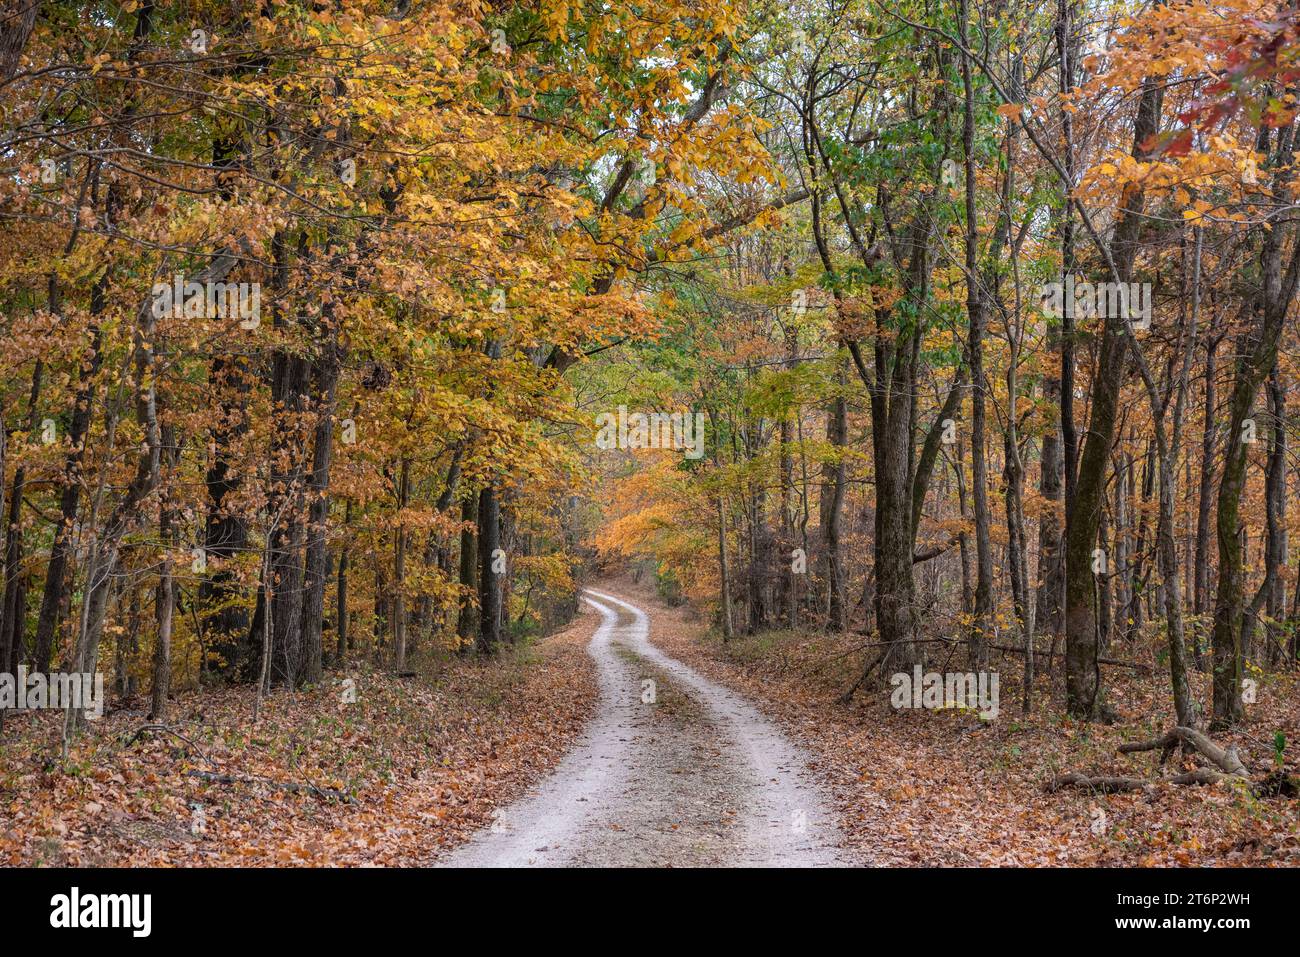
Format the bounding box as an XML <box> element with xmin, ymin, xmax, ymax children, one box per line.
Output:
<box><xmin>437</xmin><ymin>588</ymin><xmax>849</xmax><ymax>867</ymax></box>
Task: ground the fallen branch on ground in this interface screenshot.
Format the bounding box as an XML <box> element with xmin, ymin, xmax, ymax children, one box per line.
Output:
<box><xmin>184</xmin><ymin>769</ymin><xmax>354</xmax><ymax>804</ymax></box>
<box><xmin>837</xmin><ymin>650</ymin><xmax>887</xmax><ymax>705</ymax></box>
<box><xmin>128</xmin><ymin>724</ymin><xmax>354</xmax><ymax>802</ymax></box>
<box><xmin>1117</xmin><ymin>726</ymin><xmax>1247</xmax><ymax>776</ymax></box>
<box><xmin>123</xmin><ymin>723</ymin><xmax>210</xmax><ymax>762</ymax></box>
<box><xmin>1045</xmin><ymin>772</ymin><xmax>1154</xmax><ymax>794</ymax></box>
<box><xmin>1047</xmin><ymin>725</ymin><xmax>1298</xmax><ymax>797</ymax></box>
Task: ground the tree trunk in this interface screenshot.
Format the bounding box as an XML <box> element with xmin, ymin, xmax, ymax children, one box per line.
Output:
<box><xmin>0</xmin><ymin>360</ymin><xmax>38</xmax><ymax>674</ymax></box>
<box><xmin>1264</xmin><ymin>364</ymin><xmax>1287</xmax><ymax>662</ymax></box>
<box><xmin>200</xmin><ymin>356</ymin><xmax>253</xmax><ymax>680</ymax></box>
<box><xmin>267</xmin><ymin>232</ymin><xmax>311</xmax><ymax>686</ymax></box>
<box><xmin>1063</xmin><ymin>79</ymin><xmax>1160</xmax><ymax>719</ymax></box>
<box><xmin>1038</xmin><ymin>374</ymin><xmax>1066</xmax><ymax>638</ymax></box>
<box><xmin>151</xmin><ymin>429</ymin><xmax>178</xmax><ymax>721</ymax></box>
<box><xmin>1193</xmin><ymin>335</ymin><xmax>1219</xmax><ymax>668</ymax></box>
<box><xmin>457</xmin><ymin>494</ymin><xmax>477</xmax><ymax>646</ymax></box>
<box><xmin>300</xmin><ymin>340</ymin><xmax>341</xmax><ymax>686</ymax></box>
<box><xmin>34</xmin><ymin>319</ymin><xmax>104</xmax><ymax>674</ymax></box>
<box><xmin>335</xmin><ymin>499</ymin><xmax>350</xmax><ymax>662</ymax></box>
<box><xmin>0</xmin><ymin>0</ymin><xmax>40</xmax><ymax>84</ymax></box>
<box><xmin>960</xmin><ymin>7</ymin><xmax>992</xmax><ymax>671</ymax></box>
<box><xmin>476</xmin><ymin>484</ymin><xmax>501</xmax><ymax>653</ymax></box>
<box><xmin>819</xmin><ymin>363</ymin><xmax>847</xmax><ymax>630</ymax></box>
<box><xmin>1155</xmin><ymin>226</ymin><xmax>1204</xmax><ymax>729</ymax></box>
<box><xmin>780</xmin><ymin>331</ymin><xmax>797</xmax><ymax>628</ymax></box>
<box><xmin>718</xmin><ymin>494</ymin><xmax>735</xmax><ymax>641</ymax></box>
<box><xmin>1212</xmin><ymin>118</ymin><xmax>1298</xmax><ymax>729</ymax></box>
<box><xmin>393</xmin><ymin>458</ymin><xmax>410</xmax><ymax>671</ymax></box>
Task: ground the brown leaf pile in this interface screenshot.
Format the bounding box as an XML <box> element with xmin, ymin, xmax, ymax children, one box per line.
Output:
<box><xmin>0</xmin><ymin>610</ymin><xmax>599</xmax><ymax>866</ymax></box>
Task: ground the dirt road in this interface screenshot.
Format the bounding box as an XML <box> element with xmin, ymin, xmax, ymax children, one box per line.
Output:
<box><xmin>440</xmin><ymin>588</ymin><xmax>850</xmax><ymax>867</ymax></box>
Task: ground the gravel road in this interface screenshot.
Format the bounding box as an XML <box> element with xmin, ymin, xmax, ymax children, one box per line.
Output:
<box><xmin>439</xmin><ymin>588</ymin><xmax>849</xmax><ymax>868</ymax></box>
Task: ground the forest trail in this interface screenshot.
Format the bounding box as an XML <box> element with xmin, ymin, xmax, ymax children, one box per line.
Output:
<box><xmin>438</xmin><ymin>588</ymin><xmax>849</xmax><ymax>868</ymax></box>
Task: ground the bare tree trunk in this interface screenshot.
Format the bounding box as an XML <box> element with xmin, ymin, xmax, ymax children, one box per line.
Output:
<box><xmin>819</xmin><ymin>363</ymin><xmax>847</xmax><ymax>630</ymax></box>
<box><xmin>718</xmin><ymin>494</ymin><xmax>734</xmax><ymax>641</ymax></box>
<box><xmin>746</xmin><ymin>470</ymin><xmax>769</xmax><ymax>634</ymax></box>
<box><xmin>476</xmin><ymin>484</ymin><xmax>501</xmax><ymax>653</ymax></box>
<box><xmin>0</xmin><ymin>0</ymin><xmax>40</xmax><ymax>83</ymax></box>
<box><xmin>393</xmin><ymin>458</ymin><xmax>410</xmax><ymax>671</ymax></box>
<box><xmin>424</xmin><ymin>449</ymin><xmax>463</xmax><ymax>637</ymax></box>
<box><xmin>1264</xmin><ymin>364</ymin><xmax>1287</xmax><ymax>663</ymax></box>
<box><xmin>335</xmin><ymin>499</ymin><xmax>350</xmax><ymax>662</ymax></box>
<box><xmin>1158</xmin><ymin>226</ymin><xmax>1204</xmax><ymax>728</ymax></box>
<box><xmin>960</xmin><ymin>2</ymin><xmax>992</xmax><ymax>671</ymax></box>
<box><xmin>954</xmin><ymin>435</ymin><xmax>974</xmax><ymax>617</ymax></box>
<box><xmin>200</xmin><ymin>355</ymin><xmax>253</xmax><ymax>679</ymax></box>
<box><xmin>1007</xmin><ymin>432</ymin><xmax>1034</xmax><ymax>711</ymax></box>
<box><xmin>1098</xmin><ymin>510</ymin><xmax>1114</xmax><ymax>655</ymax></box>
<box><xmin>780</xmin><ymin>325</ymin><xmax>797</xmax><ymax>628</ymax></box>
<box><xmin>268</xmin><ymin>231</ymin><xmax>311</xmax><ymax>686</ymax></box>
<box><xmin>1130</xmin><ymin>440</ymin><xmax>1155</xmax><ymax>640</ymax></box>
<box><xmin>1064</xmin><ymin>79</ymin><xmax>1160</xmax><ymax>719</ymax></box>
<box><xmin>1193</xmin><ymin>333</ymin><xmax>1219</xmax><ymax>667</ymax></box>
<box><xmin>254</xmin><ymin>534</ymin><xmax>275</xmax><ymax>722</ymax></box>
<box><xmin>1055</xmin><ymin>0</ymin><xmax>1080</xmax><ymax>523</ymax></box>
<box><xmin>872</xmin><ymin>356</ymin><xmax>921</xmax><ymax>670</ymax></box>
<box><xmin>1038</xmin><ymin>367</ymin><xmax>1066</xmax><ymax>639</ymax></box>
<box><xmin>34</xmin><ymin>318</ymin><xmax>104</xmax><ymax>674</ymax></box>
<box><xmin>0</xmin><ymin>392</ymin><xmax>6</xmax><ymax>675</ymax></box>
<box><xmin>2</xmin><ymin>361</ymin><xmax>41</xmax><ymax>675</ymax></box>
<box><xmin>456</xmin><ymin>494</ymin><xmax>477</xmax><ymax>647</ymax></box>
<box><xmin>151</xmin><ymin>429</ymin><xmax>177</xmax><ymax>722</ymax></box>
<box><xmin>300</xmin><ymin>340</ymin><xmax>341</xmax><ymax>686</ymax></box>
<box><xmin>1212</xmin><ymin>118</ymin><xmax>1299</xmax><ymax>729</ymax></box>
<box><xmin>1004</xmin><ymin>284</ymin><xmax>1034</xmax><ymax>710</ymax></box>
<box><xmin>1114</xmin><ymin>447</ymin><xmax>1133</xmax><ymax>639</ymax></box>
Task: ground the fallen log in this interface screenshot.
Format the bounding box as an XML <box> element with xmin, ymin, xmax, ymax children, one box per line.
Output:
<box><xmin>1117</xmin><ymin>726</ymin><xmax>1247</xmax><ymax>776</ymax></box>
<box><xmin>1047</xmin><ymin>726</ymin><xmax>1287</xmax><ymax>797</ymax></box>
<box><xmin>1047</xmin><ymin>766</ymin><xmax>1248</xmax><ymax>793</ymax></box>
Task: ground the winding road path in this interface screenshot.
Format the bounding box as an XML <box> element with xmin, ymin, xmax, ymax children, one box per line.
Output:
<box><xmin>440</xmin><ymin>588</ymin><xmax>849</xmax><ymax>868</ymax></box>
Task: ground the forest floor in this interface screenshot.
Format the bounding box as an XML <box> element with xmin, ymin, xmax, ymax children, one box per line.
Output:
<box><xmin>4</xmin><ymin>580</ymin><xmax>1297</xmax><ymax>867</ymax></box>
<box><xmin>612</xmin><ymin>576</ymin><xmax>1300</xmax><ymax>866</ymax></box>
<box><xmin>0</xmin><ymin>614</ymin><xmax>599</xmax><ymax>866</ymax></box>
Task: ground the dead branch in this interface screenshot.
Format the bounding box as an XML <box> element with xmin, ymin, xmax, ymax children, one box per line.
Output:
<box><xmin>1047</xmin><ymin>726</ymin><xmax>1282</xmax><ymax>797</ymax></box>
<box><xmin>185</xmin><ymin>769</ymin><xmax>354</xmax><ymax>804</ymax></box>
<box><xmin>1117</xmin><ymin>726</ymin><xmax>1247</xmax><ymax>776</ymax></box>
<box><xmin>1045</xmin><ymin>772</ymin><xmax>1154</xmax><ymax>794</ymax></box>
<box><xmin>123</xmin><ymin>723</ymin><xmax>210</xmax><ymax>762</ymax></box>
<box><xmin>837</xmin><ymin>649</ymin><xmax>887</xmax><ymax>704</ymax></box>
